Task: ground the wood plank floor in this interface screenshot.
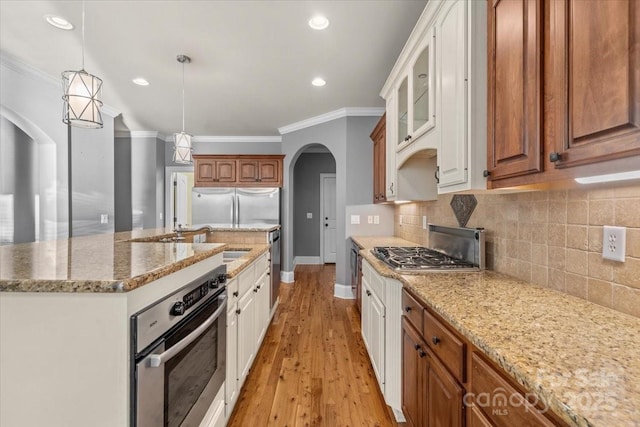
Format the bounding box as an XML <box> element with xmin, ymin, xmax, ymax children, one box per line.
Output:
<box><xmin>227</xmin><ymin>264</ymin><xmax>401</xmax><ymax>427</ymax></box>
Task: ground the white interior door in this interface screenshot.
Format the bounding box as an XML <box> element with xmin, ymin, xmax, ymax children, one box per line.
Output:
<box><xmin>175</xmin><ymin>173</ymin><xmax>189</xmax><ymax>227</ymax></box>
<box><xmin>320</xmin><ymin>173</ymin><xmax>336</xmax><ymax>263</ymax></box>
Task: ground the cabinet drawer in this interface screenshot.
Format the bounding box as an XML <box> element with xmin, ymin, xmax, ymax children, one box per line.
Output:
<box><xmin>227</xmin><ymin>277</ymin><xmax>239</xmax><ymax>311</ymax></box>
<box><xmin>362</xmin><ymin>260</ymin><xmax>385</xmax><ymax>303</ymax></box>
<box><xmin>256</xmin><ymin>252</ymin><xmax>269</xmax><ymax>275</ymax></box>
<box><xmin>237</xmin><ymin>262</ymin><xmax>255</xmax><ymax>297</ymax></box>
<box><xmin>401</xmin><ymin>290</ymin><xmax>424</xmax><ymax>335</ymax></box>
<box><xmin>424</xmin><ymin>309</ymin><xmax>465</xmax><ymax>382</ymax></box>
<box><xmin>470</xmin><ymin>352</ymin><xmax>556</xmax><ymax>427</ymax></box>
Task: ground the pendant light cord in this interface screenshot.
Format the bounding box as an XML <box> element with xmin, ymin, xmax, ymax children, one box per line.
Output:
<box><xmin>81</xmin><ymin>0</ymin><xmax>85</xmax><ymax>70</ymax></box>
<box><xmin>182</xmin><ymin>59</ymin><xmax>185</xmax><ymax>133</ymax></box>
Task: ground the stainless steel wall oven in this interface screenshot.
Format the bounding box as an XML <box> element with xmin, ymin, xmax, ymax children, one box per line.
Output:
<box><xmin>131</xmin><ymin>264</ymin><xmax>227</xmax><ymax>427</ymax></box>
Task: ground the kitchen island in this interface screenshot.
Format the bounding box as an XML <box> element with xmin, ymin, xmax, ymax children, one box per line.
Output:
<box><xmin>0</xmin><ymin>228</ymin><xmax>270</xmax><ymax>427</ymax></box>
<box><xmin>352</xmin><ymin>236</ymin><xmax>640</xmax><ymax>427</ymax></box>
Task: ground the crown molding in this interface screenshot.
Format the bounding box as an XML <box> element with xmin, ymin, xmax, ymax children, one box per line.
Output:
<box><xmin>115</xmin><ymin>130</ymin><xmax>169</xmax><ymax>139</ymax></box>
<box><xmin>1</xmin><ymin>53</ymin><xmax>120</xmax><ymax>118</ymax></box>
<box><xmin>278</xmin><ymin>107</ymin><xmax>385</xmax><ymax>135</ymax></box>
<box><xmin>162</xmin><ymin>135</ymin><xmax>282</xmax><ymax>143</ymax></box>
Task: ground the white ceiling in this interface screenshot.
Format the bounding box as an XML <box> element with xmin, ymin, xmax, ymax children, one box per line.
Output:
<box><xmin>0</xmin><ymin>0</ymin><xmax>427</xmax><ymax>137</ymax></box>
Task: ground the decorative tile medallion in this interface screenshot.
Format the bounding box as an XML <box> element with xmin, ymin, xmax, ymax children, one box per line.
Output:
<box><xmin>450</xmin><ymin>194</ymin><xmax>477</xmax><ymax>227</ymax></box>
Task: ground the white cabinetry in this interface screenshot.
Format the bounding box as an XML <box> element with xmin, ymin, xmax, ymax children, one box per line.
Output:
<box><xmin>436</xmin><ymin>0</ymin><xmax>487</xmax><ymax>192</ymax></box>
<box><xmin>225</xmin><ymin>251</ymin><xmax>272</xmax><ymax>420</ymax></box>
<box><xmin>380</xmin><ymin>0</ymin><xmax>487</xmax><ymax>198</ymax></box>
<box><xmin>361</xmin><ymin>259</ymin><xmax>404</xmax><ymax>421</ymax></box>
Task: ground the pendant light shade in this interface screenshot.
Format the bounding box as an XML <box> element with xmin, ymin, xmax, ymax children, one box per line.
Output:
<box><xmin>173</xmin><ymin>54</ymin><xmax>193</xmax><ymax>164</ymax></box>
<box><xmin>173</xmin><ymin>132</ymin><xmax>193</xmax><ymax>164</ymax></box>
<box><xmin>62</xmin><ymin>69</ymin><xmax>103</xmax><ymax>128</ymax></box>
<box><xmin>62</xmin><ymin>0</ymin><xmax>103</xmax><ymax>129</ymax></box>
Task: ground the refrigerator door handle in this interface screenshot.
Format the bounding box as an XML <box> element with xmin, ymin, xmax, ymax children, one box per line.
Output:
<box><xmin>235</xmin><ymin>194</ymin><xmax>240</xmax><ymax>226</ymax></box>
<box><xmin>230</xmin><ymin>194</ymin><xmax>235</xmax><ymax>226</ymax></box>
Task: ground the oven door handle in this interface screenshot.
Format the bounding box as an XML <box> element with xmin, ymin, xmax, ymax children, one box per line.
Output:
<box><xmin>149</xmin><ymin>295</ymin><xmax>227</xmax><ymax>368</ymax></box>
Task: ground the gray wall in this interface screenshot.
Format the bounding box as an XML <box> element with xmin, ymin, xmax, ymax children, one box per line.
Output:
<box><xmin>114</xmin><ymin>136</ymin><xmax>132</xmax><ymax>232</ymax></box>
<box><xmin>0</xmin><ymin>117</ymin><xmax>36</xmax><ymax>243</ymax></box>
<box><xmin>1</xmin><ymin>56</ymin><xmax>118</xmax><ymax>239</ymax></box>
<box><xmin>282</xmin><ymin>115</ymin><xmax>380</xmax><ymax>290</ymax></box>
<box><xmin>293</xmin><ymin>153</ymin><xmax>336</xmax><ymax>257</ymax></box>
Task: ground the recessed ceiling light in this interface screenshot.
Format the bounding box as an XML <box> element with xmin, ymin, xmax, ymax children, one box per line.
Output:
<box><xmin>312</xmin><ymin>77</ymin><xmax>326</xmax><ymax>87</ymax></box>
<box><xmin>308</xmin><ymin>15</ymin><xmax>329</xmax><ymax>30</ymax></box>
<box><xmin>44</xmin><ymin>14</ymin><xmax>74</xmax><ymax>30</ymax></box>
<box><xmin>132</xmin><ymin>77</ymin><xmax>150</xmax><ymax>86</ymax></box>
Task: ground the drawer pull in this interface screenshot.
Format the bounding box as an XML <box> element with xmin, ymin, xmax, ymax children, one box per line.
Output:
<box><xmin>432</xmin><ymin>336</ymin><xmax>441</xmax><ymax>345</ymax></box>
<box><xmin>414</xmin><ymin>344</ymin><xmax>421</xmax><ymax>351</ymax></box>
<box><xmin>405</xmin><ymin>306</ymin><xmax>412</xmax><ymax>312</ymax></box>
<box><xmin>418</xmin><ymin>350</ymin><xmax>427</xmax><ymax>358</ymax></box>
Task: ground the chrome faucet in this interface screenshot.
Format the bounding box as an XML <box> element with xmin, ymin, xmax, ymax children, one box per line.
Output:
<box><xmin>172</xmin><ymin>224</ymin><xmax>214</xmax><ymax>239</ymax></box>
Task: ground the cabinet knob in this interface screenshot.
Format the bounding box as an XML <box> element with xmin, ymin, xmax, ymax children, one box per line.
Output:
<box><xmin>233</xmin><ymin>291</ymin><xmax>239</xmax><ymax>297</ymax></box>
<box><xmin>483</xmin><ymin>169</ymin><xmax>490</xmax><ymax>178</ymax></box>
<box><xmin>366</xmin><ymin>290</ymin><xmax>371</xmax><ymax>297</ymax></box>
<box><xmin>254</xmin><ymin>288</ymin><xmax>258</xmax><ymax>293</ymax></box>
<box><xmin>550</xmin><ymin>152</ymin><xmax>561</xmax><ymax>162</ymax></box>
<box><xmin>418</xmin><ymin>350</ymin><xmax>427</xmax><ymax>358</ymax></box>
<box><xmin>236</xmin><ymin>308</ymin><xmax>241</xmax><ymax>315</ymax></box>
<box><xmin>432</xmin><ymin>336</ymin><xmax>441</xmax><ymax>345</ymax></box>
<box><xmin>414</xmin><ymin>344</ymin><xmax>420</xmax><ymax>351</ymax></box>
<box><xmin>375</xmin><ymin>195</ymin><xmax>379</xmax><ymax>200</ymax></box>
<box><xmin>405</xmin><ymin>306</ymin><xmax>412</xmax><ymax>313</ymax></box>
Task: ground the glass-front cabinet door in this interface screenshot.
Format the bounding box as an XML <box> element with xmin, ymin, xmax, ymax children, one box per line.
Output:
<box><xmin>397</xmin><ymin>27</ymin><xmax>436</xmax><ymax>152</ymax></box>
<box><xmin>397</xmin><ymin>77</ymin><xmax>408</xmax><ymax>149</ymax></box>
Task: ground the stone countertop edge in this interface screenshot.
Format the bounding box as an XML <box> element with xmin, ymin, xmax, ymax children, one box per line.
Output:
<box><xmin>351</xmin><ymin>235</ymin><xmax>640</xmax><ymax>427</ymax></box>
<box><xmin>223</xmin><ymin>244</ymin><xmax>271</xmax><ymax>279</ymax></box>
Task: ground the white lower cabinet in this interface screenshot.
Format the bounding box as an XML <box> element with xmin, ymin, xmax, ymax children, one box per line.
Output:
<box><xmin>225</xmin><ymin>252</ymin><xmax>271</xmax><ymax>420</ymax></box>
<box><xmin>361</xmin><ymin>259</ymin><xmax>405</xmax><ymax>422</ymax></box>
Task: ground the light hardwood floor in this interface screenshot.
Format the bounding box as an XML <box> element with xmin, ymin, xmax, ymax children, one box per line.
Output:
<box><xmin>227</xmin><ymin>264</ymin><xmax>401</xmax><ymax>427</ymax></box>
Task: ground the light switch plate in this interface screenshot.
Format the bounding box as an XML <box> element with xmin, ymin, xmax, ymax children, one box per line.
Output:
<box><xmin>367</xmin><ymin>215</ymin><xmax>373</xmax><ymax>224</ymax></box>
<box><xmin>374</xmin><ymin>215</ymin><xmax>379</xmax><ymax>224</ymax></box>
<box><xmin>602</xmin><ymin>225</ymin><xmax>626</xmax><ymax>262</ymax></box>
<box><xmin>306</xmin><ymin>212</ymin><xmax>313</xmax><ymax>219</ymax></box>
<box><xmin>350</xmin><ymin>215</ymin><xmax>360</xmax><ymax>225</ymax></box>
<box><xmin>423</xmin><ymin>216</ymin><xmax>427</xmax><ymax>229</ymax></box>
<box><xmin>399</xmin><ymin>215</ymin><xmax>403</xmax><ymax>225</ymax></box>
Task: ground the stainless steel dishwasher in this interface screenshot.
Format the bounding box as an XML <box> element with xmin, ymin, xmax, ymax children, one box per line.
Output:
<box><xmin>268</xmin><ymin>229</ymin><xmax>281</xmax><ymax>308</ymax></box>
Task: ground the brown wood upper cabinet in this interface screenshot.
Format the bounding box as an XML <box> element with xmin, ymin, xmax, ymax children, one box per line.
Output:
<box><xmin>547</xmin><ymin>0</ymin><xmax>640</xmax><ymax>168</ymax></box>
<box><xmin>370</xmin><ymin>114</ymin><xmax>387</xmax><ymax>203</ymax></box>
<box><xmin>488</xmin><ymin>0</ymin><xmax>640</xmax><ymax>188</ymax></box>
<box><xmin>487</xmin><ymin>0</ymin><xmax>543</xmax><ymax>181</ymax></box>
<box><xmin>194</xmin><ymin>155</ymin><xmax>284</xmax><ymax>187</ymax></box>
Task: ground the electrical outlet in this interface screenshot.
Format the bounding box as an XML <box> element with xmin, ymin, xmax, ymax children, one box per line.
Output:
<box><xmin>602</xmin><ymin>225</ymin><xmax>626</xmax><ymax>262</ymax></box>
<box><xmin>159</xmin><ymin>212</ymin><xmax>163</xmax><ymax>220</ymax></box>
<box><xmin>423</xmin><ymin>215</ymin><xmax>427</xmax><ymax>229</ymax></box>
<box><xmin>367</xmin><ymin>215</ymin><xmax>373</xmax><ymax>224</ymax></box>
<box><xmin>374</xmin><ymin>215</ymin><xmax>379</xmax><ymax>224</ymax></box>
<box><xmin>399</xmin><ymin>215</ymin><xmax>403</xmax><ymax>225</ymax></box>
<box><xmin>100</xmin><ymin>214</ymin><xmax>108</xmax><ymax>224</ymax></box>
<box><xmin>306</xmin><ymin>212</ymin><xmax>313</xmax><ymax>219</ymax></box>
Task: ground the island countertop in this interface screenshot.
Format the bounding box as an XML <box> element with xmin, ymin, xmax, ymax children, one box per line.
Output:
<box><xmin>0</xmin><ymin>228</ymin><xmax>269</xmax><ymax>293</ymax></box>
<box><xmin>352</xmin><ymin>235</ymin><xmax>640</xmax><ymax>427</ymax></box>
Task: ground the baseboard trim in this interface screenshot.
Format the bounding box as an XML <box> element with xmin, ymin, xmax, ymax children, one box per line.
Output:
<box><xmin>281</xmin><ymin>270</ymin><xmax>295</xmax><ymax>283</ymax></box>
<box><xmin>334</xmin><ymin>283</ymin><xmax>355</xmax><ymax>299</ymax></box>
<box><xmin>294</xmin><ymin>256</ymin><xmax>322</xmax><ymax>265</ymax></box>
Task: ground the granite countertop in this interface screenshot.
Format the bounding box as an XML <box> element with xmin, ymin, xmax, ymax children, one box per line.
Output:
<box><xmin>0</xmin><ymin>227</ymin><xmax>270</xmax><ymax>294</ymax></box>
<box><xmin>223</xmin><ymin>244</ymin><xmax>270</xmax><ymax>278</ymax></box>
<box><xmin>351</xmin><ymin>236</ymin><xmax>640</xmax><ymax>427</ymax></box>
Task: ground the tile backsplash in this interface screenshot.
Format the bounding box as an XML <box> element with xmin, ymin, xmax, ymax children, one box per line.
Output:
<box><xmin>395</xmin><ymin>183</ymin><xmax>640</xmax><ymax>319</ymax></box>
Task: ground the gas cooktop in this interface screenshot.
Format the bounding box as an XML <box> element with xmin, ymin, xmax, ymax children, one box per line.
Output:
<box><xmin>372</xmin><ymin>246</ymin><xmax>479</xmax><ymax>272</ymax></box>
<box><xmin>370</xmin><ymin>225</ymin><xmax>486</xmax><ymax>273</ymax></box>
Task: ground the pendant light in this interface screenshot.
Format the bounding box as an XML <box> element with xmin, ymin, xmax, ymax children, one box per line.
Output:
<box><xmin>61</xmin><ymin>0</ymin><xmax>103</xmax><ymax>128</ymax></box>
<box><xmin>173</xmin><ymin>54</ymin><xmax>193</xmax><ymax>164</ymax></box>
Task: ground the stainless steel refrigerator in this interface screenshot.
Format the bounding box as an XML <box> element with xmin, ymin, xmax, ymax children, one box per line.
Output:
<box><xmin>191</xmin><ymin>187</ymin><xmax>280</xmax><ymax>228</ymax></box>
<box><xmin>192</xmin><ymin>187</ymin><xmax>281</xmax><ymax>309</ymax></box>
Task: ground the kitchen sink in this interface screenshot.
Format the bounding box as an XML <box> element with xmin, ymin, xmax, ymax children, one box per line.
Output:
<box><xmin>222</xmin><ymin>250</ymin><xmax>250</xmax><ymax>263</ymax></box>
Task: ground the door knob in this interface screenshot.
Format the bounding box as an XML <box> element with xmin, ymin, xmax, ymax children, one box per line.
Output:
<box><xmin>325</xmin><ymin>224</ymin><xmax>328</xmax><ymax>227</ymax></box>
